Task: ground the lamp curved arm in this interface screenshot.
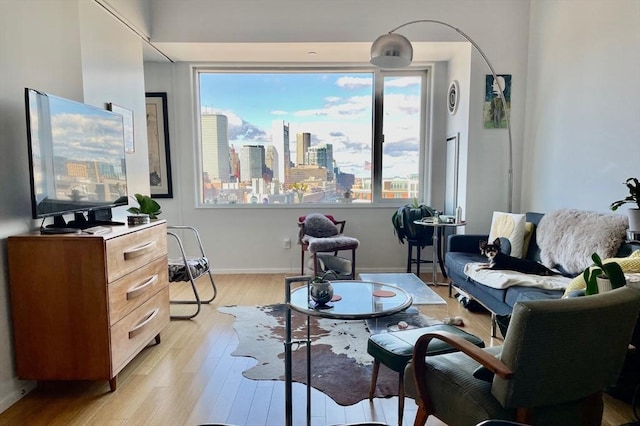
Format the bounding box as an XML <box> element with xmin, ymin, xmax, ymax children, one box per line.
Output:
<box><xmin>388</xmin><ymin>19</ymin><xmax>513</xmax><ymax>212</ymax></box>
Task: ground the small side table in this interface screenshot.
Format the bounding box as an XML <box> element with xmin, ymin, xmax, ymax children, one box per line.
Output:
<box><xmin>414</xmin><ymin>220</ymin><xmax>466</xmax><ymax>286</ymax></box>
<box><xmin>283</xmin><ymin>277</ymin><xmax>413</xmax><ymax>426</ymax></box>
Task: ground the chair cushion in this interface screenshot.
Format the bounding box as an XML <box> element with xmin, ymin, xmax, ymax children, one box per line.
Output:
<box><xmin>367</xmin><ymin>324</ymin><xmax>484</xmax><ymax>373</ymax></box>
<box><xmin>303</xmin><ymin>213</ymin><xmax>340</xmax><ymax>237</ymax></box>
<box><xmin>302</xmin><ymin>235</ymin><xmax>359</xmax><ymax>253</ymax></box>
<box><xmin>168</xmin><ymin>256</ymin><xmax>209</xmax><ymax>282</ymax></box>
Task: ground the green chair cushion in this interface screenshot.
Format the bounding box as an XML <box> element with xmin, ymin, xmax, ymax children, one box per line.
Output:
<box><xmin>367</xmin><ymin>324</ymin><xmax>485</xmax><ymax>373</ymax></box>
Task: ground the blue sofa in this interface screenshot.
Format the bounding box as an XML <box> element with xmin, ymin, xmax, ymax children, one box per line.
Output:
<box><xmin>445</xmin><ymin>212</ymin><xmax>640</xmax><ymax>336</ymax></box>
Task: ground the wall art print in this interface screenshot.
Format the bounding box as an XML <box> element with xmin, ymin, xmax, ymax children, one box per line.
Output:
<box><xmin>483</xmin><ymin>74</ymin><xmax>511</xmax><ymax>129</ymax></box>
<box><xmin>145</xmin><ymin>92</ymin><xmax>173</xmax><ymax>198</ymax></box>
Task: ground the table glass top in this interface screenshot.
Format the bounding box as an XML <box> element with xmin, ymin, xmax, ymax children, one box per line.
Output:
<box><xmin>289</xmin><ymin>280</ymin><xmax>413</xmax><ymax>319</ymax></box>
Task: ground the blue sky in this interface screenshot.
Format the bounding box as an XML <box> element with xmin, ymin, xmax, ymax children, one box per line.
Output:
<box><xmin>199</xmin><ymin>72</ymin><xmax>421</xmax><ymax>178</ymax></box>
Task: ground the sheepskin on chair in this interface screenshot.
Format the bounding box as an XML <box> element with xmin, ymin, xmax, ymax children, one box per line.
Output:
<box><xmin>299</xmin><ymin>213</ymin><xmax>359</xmax><ymax>253</ymax></box>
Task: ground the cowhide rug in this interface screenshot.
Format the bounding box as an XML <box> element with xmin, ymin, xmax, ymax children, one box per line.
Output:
<box><xmin>218</xmin><ymin>304</ymin><xmax>439</xmax><ymax>406</ymax></box>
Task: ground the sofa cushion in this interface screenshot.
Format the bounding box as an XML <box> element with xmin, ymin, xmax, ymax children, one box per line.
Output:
<box><xmin>505</xmin><ymin>286</ymin><xmax>564</xmax><ymax>307</ymax></box>
<box><xmin>488</xmin><ymin>211</ymin><xmax>526</xmax><ymax>258</ymax></box>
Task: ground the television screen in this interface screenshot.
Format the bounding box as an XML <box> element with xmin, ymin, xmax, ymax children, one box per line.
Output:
<box><xmin>25</xmin><ymin>88</ymin><xmax>128</xmax><ymax>226</ymax></box>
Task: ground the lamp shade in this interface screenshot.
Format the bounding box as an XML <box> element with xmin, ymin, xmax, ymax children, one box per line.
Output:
<box><xmin>370</xmin><ymin>33</ymin><xmax>413</xmax><ymax>68</ymax></box>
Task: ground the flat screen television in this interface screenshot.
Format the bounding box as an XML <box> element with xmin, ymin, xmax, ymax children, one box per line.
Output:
<box><xmin>25</xmin><ymin>88</ymin><xmax>128</xmax><ymax>233</ymax></box>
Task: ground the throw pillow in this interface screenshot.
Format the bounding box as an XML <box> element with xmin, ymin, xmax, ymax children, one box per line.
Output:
<box><xmin>303</xmin><ymin>213</ymin><xmax>339</xmax><ymax>238</ymax></box>
<box><xmin>488</xmin><ymin>212</ymin><xmax>527</xmax><ymax>258</ymax></box>
<box><xmin>522</xmin><ymin>222</ymin><xmax>534</xmax><ymax>257</ymax></box>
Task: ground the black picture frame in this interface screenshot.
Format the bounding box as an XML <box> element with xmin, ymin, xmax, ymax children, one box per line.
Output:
<box><xmin>145</xmin><ymin>92</ymin><xmax>173</xmax><ymax>198</ymax></box>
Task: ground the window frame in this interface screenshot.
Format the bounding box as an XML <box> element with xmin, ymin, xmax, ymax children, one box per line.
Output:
<box><xmin>193</xmin><ymin>66</ymin><xmax>431</xmax><ymax>207</ymax></box>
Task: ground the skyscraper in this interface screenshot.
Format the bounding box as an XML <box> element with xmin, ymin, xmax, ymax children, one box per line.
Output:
<box><xmin>265</xmin><ymin>145</ymin><xmax>279</xmax><ymax>183</ymax></box>
<box><xmin>201</xmin><ymin>114</ymin><xmax>231</xmax><ymax>182</ymax></box>
<box><xmin>271</xmin><ymin>120</ymin><xmax>290</xmax><ymax>183</ymax></box>
<box><xmin>296</xmin><ymin>132</ymin><xmax>310</xmax><ymax>166</ymax></box>
<box><xmin>239</xmin><ymin>145</ymin><xmax>265</xmax><ymax>182</ymax></box>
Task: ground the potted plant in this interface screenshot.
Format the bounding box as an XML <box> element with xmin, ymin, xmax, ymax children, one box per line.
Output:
<box><xmin>610</xmin><ymin>177</ymin><xmax>640</xmax><ymax>232</ymax></box>
<box><xmin>127</xmin><ymin>193</ymin><xmax>162</xmax><ymax>219</ymax></box>
<box><xmin>310</xmin><ymin>270</ymin><xmax>338</xmax><ymax>306</ymax></box>
<box><xmin>391</xmin><ymin>199</ymin><xmax>436</xmax><ymax>247</ymax></box>
<box><xmin>582</xmin><ymin>252</ymin><xmax>626</xmax><ymax>295</ymax></box>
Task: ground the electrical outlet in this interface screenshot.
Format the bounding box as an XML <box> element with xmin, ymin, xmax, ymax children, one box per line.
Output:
<box><xmin>283</xmin><ymin>238</ymin><xmax>291</xmax><ymax>249</ymax></box>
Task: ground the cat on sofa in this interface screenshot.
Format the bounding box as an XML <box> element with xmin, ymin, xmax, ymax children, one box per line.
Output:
<box><xmin>480</xmin><ymin>238</ymin><xmax>559</xmax><ymax>276</ymax></box>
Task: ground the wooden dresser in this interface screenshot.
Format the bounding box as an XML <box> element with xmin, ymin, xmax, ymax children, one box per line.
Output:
<box><xmin>7</xmin><ymin>220</ymin><xmax>170</xmax><ymax>391</ymax></box>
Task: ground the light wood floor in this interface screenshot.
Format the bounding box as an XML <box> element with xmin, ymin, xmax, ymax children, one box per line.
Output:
<box><xmin>0</xmin><ymin>273</ymin><xmax>636</xmax><ymax>426</ymax></box>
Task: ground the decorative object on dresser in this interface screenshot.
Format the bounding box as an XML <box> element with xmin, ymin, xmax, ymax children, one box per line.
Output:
<box><xmin>7</xmin><ymin>221</ymin><xmax>170</xmax><ymax>391</ymax></box>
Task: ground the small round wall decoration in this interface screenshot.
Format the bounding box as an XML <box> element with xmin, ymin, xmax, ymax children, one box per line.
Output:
<box><xmin>447</xmin><ymin>80</ymin><xmax>460</xmax><ymax>115</ymax></box>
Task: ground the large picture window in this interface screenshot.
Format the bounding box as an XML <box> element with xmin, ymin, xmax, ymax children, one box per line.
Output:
<box><xmin>195</xmin><ymin>68</ymin><xmax>427</xmax><ymax>205</ymax></box>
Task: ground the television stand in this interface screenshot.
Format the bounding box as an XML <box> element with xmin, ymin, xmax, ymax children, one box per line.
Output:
<box><xmin>45</xmin><ymin>211</ymin><xmax>126</xmax><ymax>232</ymax></box>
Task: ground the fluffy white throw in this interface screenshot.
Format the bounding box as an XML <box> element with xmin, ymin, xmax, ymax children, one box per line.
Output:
<box><xmin>537</xmin><ymin>209</ymin><xmax>628</xmax><ymax>275</ymax></box>
<box><xmin>464</xmin><ymin>263</ymin><xmax>571</xmax><ymax>290</ymax></box>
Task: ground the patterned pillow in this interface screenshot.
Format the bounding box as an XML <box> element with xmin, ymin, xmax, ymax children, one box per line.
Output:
<box><xmin>488</xmin><ymin>211</ymin><xmax>526</xmax><ymax>258</ymax></box>
<box><xmin>303</xmin><ymin>213</ymin><xmax>339</xmax><ymax>238</ymax></box>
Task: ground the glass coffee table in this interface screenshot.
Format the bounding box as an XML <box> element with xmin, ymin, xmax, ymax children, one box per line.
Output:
<box><xmin>283</xmin><ymin>277</ymin><xmax>413</xmax><ymax>426</ymax></box>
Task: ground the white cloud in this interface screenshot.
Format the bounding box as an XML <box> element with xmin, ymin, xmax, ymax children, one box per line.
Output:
<box><xmin>271</xmin><ymin>110</ymin><xmax>288</xmax><ymax>115</ymax></box>
<box><xmin>335</xmin><ymin>76</ymin><xmax>372</xmax><ymax>89</ymax></box>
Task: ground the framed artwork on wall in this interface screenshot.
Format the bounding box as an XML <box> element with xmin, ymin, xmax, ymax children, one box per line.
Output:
<box><xmin>145</xmin><ymin>92</ymin><xmax>173</xmax><ymax>198</ymax></box>
<box><xmin>106</xmin><ymin>103</ymin><xmax>135</xmax><ymax>153</ymax></box>
<box><xmin>483</xmin><ymin>74</ymin><xmax>512</xmax><ymax>129</ymax></box>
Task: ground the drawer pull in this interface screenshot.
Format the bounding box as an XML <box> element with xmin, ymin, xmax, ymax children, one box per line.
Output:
<box><xmin>123</xmin><ymin>241</ymin><xmax>156</xmax><ymax>260</ymax></box>
<box><xmin>128</xmin><ymin>308</ymin><xmax>159</xmax><ymax>339</ymax></box>
<box><xmin>126</xmin><ymin>275</ymin><xmax>158</xmax><ymax>300</ymax></box>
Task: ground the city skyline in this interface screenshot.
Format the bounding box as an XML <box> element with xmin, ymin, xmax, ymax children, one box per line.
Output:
<box><xmin>199</xmin><ymin>72</ymin><xmax>422</xmax><ymax>179</ymax></box>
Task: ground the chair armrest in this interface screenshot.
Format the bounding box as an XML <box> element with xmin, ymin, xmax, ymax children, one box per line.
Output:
<box><xmin>447</xmin><ymin>234</ymin><xmax>490</xmax><ymax>253</ymax></box>
<box><xmin>411</xmin><ymin>331</ymin><xmax>513</xmax><ymax>406</ymax></box>
<box><xmin>413</xmin><ymin>331</ymin><xmax>513</xmax><ymax>379</ymax></box>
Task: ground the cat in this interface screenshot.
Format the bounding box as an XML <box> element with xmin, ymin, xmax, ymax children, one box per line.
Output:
<box><xmin>479</xmin><ymin>238</ymin><xmax>559</xmax><ymax>276</ymax></box>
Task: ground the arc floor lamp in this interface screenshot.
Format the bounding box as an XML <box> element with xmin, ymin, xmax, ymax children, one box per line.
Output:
<box><xmin>370</xmin><ymin>19</ymin><xmax>514</xmax><ymax>213</ymax></box>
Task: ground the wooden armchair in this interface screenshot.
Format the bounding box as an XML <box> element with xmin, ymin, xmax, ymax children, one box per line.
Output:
<box><xmin>298</xmin><ymin>213</ymin><xmax>359</xmax><ymax>279</ymax></box>
<box><xmin>405</xmin><ymin>286</ymin><xmax>640</xmax><ymax>426</ymax></box>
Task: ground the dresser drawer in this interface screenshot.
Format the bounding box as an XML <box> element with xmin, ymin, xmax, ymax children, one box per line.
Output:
<box><xmin>108</xmin><ymin>256</ymin><xmax>168</xmax><ymax>326</ymax></box>
<box><xmin>110</xmin><ymin>287</ymin><xmax>170</xmax><ymax>373</ymax></box>
<box><xmin>106</xmin><ymin>223</ymin><xmax>167</xmax><ymax>282</ymax></box>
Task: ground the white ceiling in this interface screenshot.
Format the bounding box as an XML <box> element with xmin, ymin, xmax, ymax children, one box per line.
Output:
<box><xmin>143</xmin><ymin>40</ymin><xmax>467</xmax><ymax>64</ymax></box>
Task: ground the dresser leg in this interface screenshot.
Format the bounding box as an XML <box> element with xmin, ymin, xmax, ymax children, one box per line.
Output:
<box><xmin>154</xmin><ymin>333</ymin><xmax>161</xmax><ymax>345</ymax></box>
<box><xmin>109</xmin><ymin>377</ymin><xmax>117</xmax><ymax>392</ymax></box>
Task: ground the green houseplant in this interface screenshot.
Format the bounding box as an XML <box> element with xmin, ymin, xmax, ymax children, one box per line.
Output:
<box><xmin>610</xmin><ymin>177</ymin><xmax>640</xmax><ymax>232</ymax></box>
<box><xmin>582</xmin><ymin>252</ymin><xmax>626</xmax><ymax>295</ymax></box>
<box><xmin>391</xmin><ymin>199</ymin><xmax>436</xmax><ymax>247</ymax></box>
<box><xmin>310</xmin><ymin>270</ymin><xmax>338</xmax><ymax>306</ymax></box>
<box><xmin>127</xmin><ymin>193</ymin><xmax>162</xmax><ymax>219</ymax></box>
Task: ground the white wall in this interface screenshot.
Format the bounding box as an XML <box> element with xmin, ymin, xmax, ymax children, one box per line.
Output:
<box><xmin>522</xmin><ymin>0</ymin><xmax>640</xmax><ymax>215</ymax></box>
<box><xmin>0</xmin><ymin>0</ymin><xmax>149</xmax><ymax>413</ymax></box>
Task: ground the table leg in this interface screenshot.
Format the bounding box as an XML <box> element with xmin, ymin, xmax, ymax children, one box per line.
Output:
<box><xmin>284</xmin><ymin>278</ymin><xmax>293</xmax><ymax>426</ymax></box>
<box><xmin>284</xmin><ymin>276</ymin><xmax>312</xmax><ymax>426</ymax></box>
<box><xmin>431</xmin><ymin>227</ymin><xmax>439</xmax><ymax>286</ymax></box>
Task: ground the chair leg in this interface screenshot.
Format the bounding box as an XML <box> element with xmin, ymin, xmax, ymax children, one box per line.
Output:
<box><xmin>369</xmin><ymin>359</ymin><xmax>380</xmax><ymax>399</ymax></box>
<box><xmin>398</xmin><ymin>371</ymin><xmax>405</xmax><ymax>426</ymax></box>
<box><xmin>351</xmin><ymin>248</ymin><xmax>356</xmax><ymax>279</ymax></box>
<box><xmin>413</xmin><ymin>406</ymin><xmax>428</xmax><ymax>426</ymax></box>
<box><xmin>407</xmin><ymin>242</ymin><xmax>413</xmax><ymax>273</ymax></box>
<box><xmin>416</xmin><ymin>244</ymin><xmax>421</xmax><ymax>276</ymax></box>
